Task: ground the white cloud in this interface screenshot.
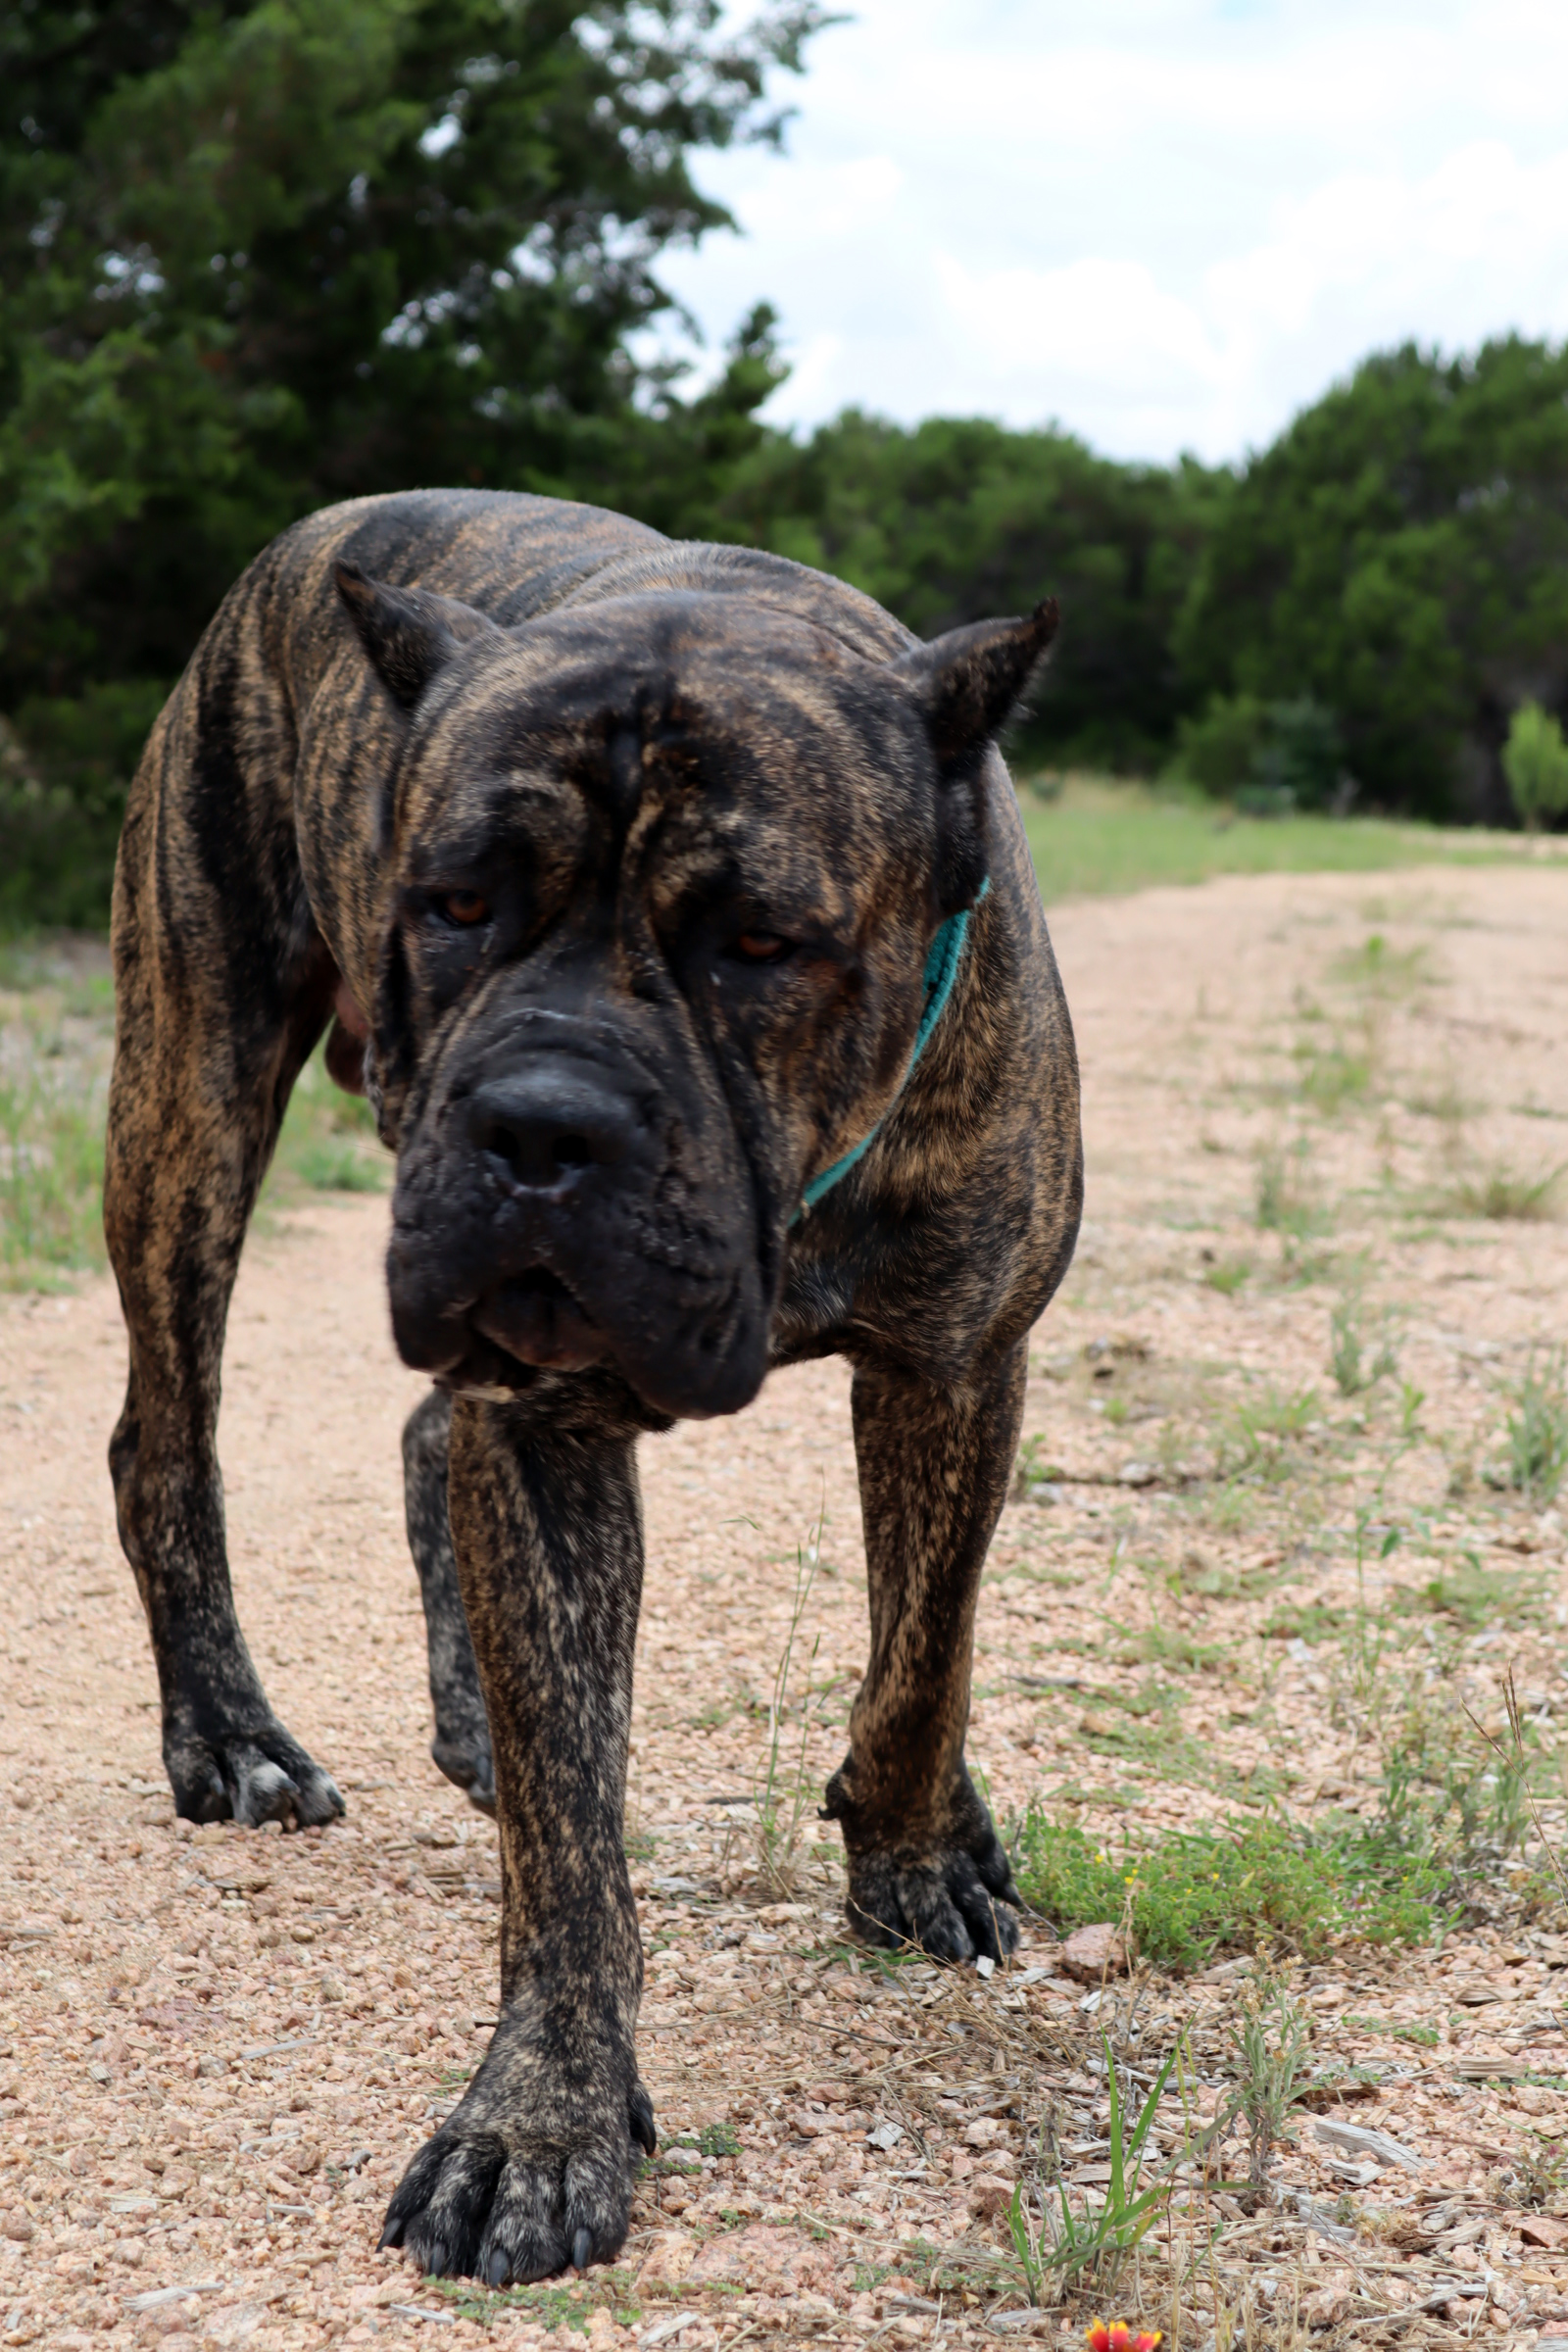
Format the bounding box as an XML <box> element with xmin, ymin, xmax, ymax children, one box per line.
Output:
<box><xmin>650</xmin><ymin>0</ymin><xmax>1568</xmax><ymax>462</ymax></box>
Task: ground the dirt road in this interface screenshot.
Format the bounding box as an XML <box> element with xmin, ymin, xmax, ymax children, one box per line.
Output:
<box><xmin>2</xmin><ymin>864</ymin><xmax>1567</xmax><ymax>2349</ymax></box>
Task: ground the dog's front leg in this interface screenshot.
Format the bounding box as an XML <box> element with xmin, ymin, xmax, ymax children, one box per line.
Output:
<box><xmin>824</xmin><ymin>1342</ymin><xmax>1028</xmax><ymax>1964</ymax></box>
<box><xmin>380</xmin><ymin>1391</ymin><xmax>653</xmax><ymax>2284</ymax></box>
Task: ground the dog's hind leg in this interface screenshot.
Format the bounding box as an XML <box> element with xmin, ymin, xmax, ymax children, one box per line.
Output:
<box><xmin>104</xmin><ymin>643</ymin><xmax>345</xmax><ymax>1830</ymax></box>
<box><xmin>403</xmin><ymin>1389</ymin><xmax>495</xmax><ymax>1813</ymax></box>
<box><xmin>822</xmin><ymin>1340</ymin><xmax>1028</xmax><ymax>1963</ymax></box>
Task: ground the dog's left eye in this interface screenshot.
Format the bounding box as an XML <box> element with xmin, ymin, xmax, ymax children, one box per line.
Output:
<box><xmin>732</xmin><ymin>931</ymin><xmax>790</xmax><ymax>963</ymax></box>
<box><xmin>434</xmin><ymin>890</ymin><xmax>491</xmax><ymax>928</ymax></box>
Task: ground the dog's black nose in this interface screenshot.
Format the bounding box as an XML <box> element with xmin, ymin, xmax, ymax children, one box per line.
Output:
<box><xmin>466</xmin><ymin>1068</ymin><xmax>636</xmax><ymax>1191</ymax></box>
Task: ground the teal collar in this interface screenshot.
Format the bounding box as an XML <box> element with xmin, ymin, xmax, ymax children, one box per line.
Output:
<box><xmin>793</xmin><ymin>879</ymin><xmax>989</xmax><ymax>1225</ymax></box>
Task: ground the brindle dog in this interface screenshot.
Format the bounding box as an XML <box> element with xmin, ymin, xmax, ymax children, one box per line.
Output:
<box><xmin>104</xmin><ymin>490</ymin><xmax>1082</xmax><ymax>2284</ymax></box>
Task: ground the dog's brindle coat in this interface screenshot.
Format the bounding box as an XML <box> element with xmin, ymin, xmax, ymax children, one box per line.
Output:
<box><xmin>105</xmin><ymin>490</ymin><xmax>1081</xmax><ymax>2285</ymax></box>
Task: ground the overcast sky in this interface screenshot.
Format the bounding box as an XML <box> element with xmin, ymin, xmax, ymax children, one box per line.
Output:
<box><xmin>648</xmin><ymin>0</ymin><xmax>1568</xmax><ymax>466</ymax></box>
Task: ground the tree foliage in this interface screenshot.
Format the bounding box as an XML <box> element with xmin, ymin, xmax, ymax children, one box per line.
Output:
<box><xmin>705</xmin><ymin>412</ymin><xmax>1225</xmax><ymax>771</ymax></box>
<box><xmin>6</xmin><ymin>11</ymin><xmax>1568</xmax><ymax>924</ymax></box>
<box><xmin>0</xmin><ymin>0</ymin><xmax>816</xmax><ymax>747</ymax></box>
<box><xmin>1177</xmin><ymin>338</ymin><xmax>1568</xmax><ymax>822</ymax></box>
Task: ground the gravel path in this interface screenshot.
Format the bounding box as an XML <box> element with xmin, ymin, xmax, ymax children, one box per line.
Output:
<box><xmin>2</xmin><ymin>864</ymin><xmax>1567</xmax><ymax>2350</ymax></box>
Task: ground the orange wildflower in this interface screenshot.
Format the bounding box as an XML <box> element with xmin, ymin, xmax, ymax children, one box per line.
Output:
<box><xmin>1085</xmin><ymin>2324</ymin><xmax>1163</xmax><ymax>2352</ymax></box>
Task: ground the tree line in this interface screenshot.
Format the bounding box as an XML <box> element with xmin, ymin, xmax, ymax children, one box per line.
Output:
<box><xmin>4</xmin><ymin>3</ymin><xmax>1566</xmax><ymax>920</ymax></box>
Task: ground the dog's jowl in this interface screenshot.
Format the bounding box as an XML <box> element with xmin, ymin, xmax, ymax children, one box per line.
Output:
<box><xmin>103</xmin><ymin>491</ymin><xmax>1082</xmax><ymax>2284</ymax></box>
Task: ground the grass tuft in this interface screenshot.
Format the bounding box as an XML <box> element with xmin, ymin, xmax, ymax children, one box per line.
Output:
<box><xmin>1505</xmin><ymin>1351</ymin><xmax>1568</xmax><ymax>1504</ymax></box>
<box><xmin>1450</xmin><ymin>1162</ymin><xmax>1563</xmax><ymax>1220</ymax></box>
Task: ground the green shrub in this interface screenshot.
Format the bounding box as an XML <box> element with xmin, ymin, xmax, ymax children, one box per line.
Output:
<box><xmin>1502</xmin><ymin>702</ymin><xmax>1568</xmax><ymax>831</ymax></box>
<box><xmin>1247</xmin><ymin>697</ymin><xmax>1346</xmax><ymax>812</ymax></box>
<box><xmin>1172</xmin><ymin>693</ymin><xmax>1345</xmax><ymax>811</ymax></box>
<box><xmin>1172</xmin><ymin>693</ymin><xmax>1269</xmax><ymax>796</ymax></box>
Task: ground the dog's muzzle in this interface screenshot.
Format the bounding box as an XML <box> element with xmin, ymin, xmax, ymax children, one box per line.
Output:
<box><xmin>386</xmin><ymin>1037</ymin><xmax>768</xmax><ymax>1419</ymax></box>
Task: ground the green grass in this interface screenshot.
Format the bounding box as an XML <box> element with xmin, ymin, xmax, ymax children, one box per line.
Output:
<box><xmin>1506</xmin><ymin>1352</ymin><xmax>1568</xmax><ymax>1503</ymax></box>
<box><xmin>0</xmin><ymin>952</ymin><xmax>116</xmax><ymax>1286</ymax></box>
<box><xmin>0</xmin><ymin>1070</ymin><xmax>108</xmax><ymax>1284</ymax></box>
<box><xmin>1343</xmin><ymin>2014</ymin><xmax>1441</xmax><ymax>2047</ymax></box>
<box><xmin>1400</xmin><ymin>1557</ymin><xmax>1544</xmax><ymax>1631</ymax></box>
<box><xmin>1017</xmin><ymin>774</ymin><xmax>1561</xmax><ymax>903</ymax></box>
<box><xmin>1449</xmin><ymin>1162</ymin><xmax>1564</xmax><ymax>1221</ymax></box>
<box><xmin>0</xmin><ymin>989</ymin><xmax>385</xmax><ymax>1287</ymax></box>
<box><xmin>1254</xmin><ymin>1150</ymin><xmax>1328</xmax><ymax>1245</ymax></box>
<box><xmin>264</xmin><ymin>1042</ymin><xmax>387</xmax><ymax>1199</ymax></box>
<box><xmin>1296</xmin><ymin>1038</ymin><xmax>1374</xmax><ymax>1113</ymax></box>
<box><xmin>1261</xmin><ymin>1600</ymin><xmax>1349</xmax><ymax>1643</ymax></box>
<box><xmin>1017</xmin><ymin>1811</ymin><xmax>1441</xmax><ymax>1969</ymax></box>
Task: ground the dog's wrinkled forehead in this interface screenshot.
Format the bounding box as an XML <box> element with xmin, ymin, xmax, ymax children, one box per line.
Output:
<box><xmin>403</xmin><ymin>595</ymin><xmax>919</xmax><ymax>858</ymax></box>
<box><xmin>334</xmin><ymin>563</ymin><xmax>1059</xmax><ymax>923</ymax></box>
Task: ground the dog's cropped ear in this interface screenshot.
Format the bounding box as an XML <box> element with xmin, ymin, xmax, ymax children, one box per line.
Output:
<box><xmin>889</xmin><ymin>598</ymin><xmax>1060</xmax><ymax>774</ymax></box>
<box><xmin>888</xmin><ymin>597</ymin><xmax>1058</xmax><ymax>911</ymax></box>
<box><xmin>334</xmin><ymin>564</ymin><xmax>506</xmax><ymax>710</ymax></box>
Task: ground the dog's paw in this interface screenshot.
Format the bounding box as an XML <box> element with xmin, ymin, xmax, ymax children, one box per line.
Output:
<box><xmin>381</xmin><ymin>2075</ymin><xmax>655</xmax><ymax>2282</ymax></box>
<box><xmin>167</xmin><ymin>1721</ymin><xmax>345</xmax><ymax>1831</ymax></box>
<box><xmin>431</xmin><ymin>1723</ymin><xmax>496</xmax><ymax>1816</ymax></box>
<box><xmin>846</xmin><ymin>1829</ymin><xmax>1021</xmax><ymax>1965</ymax></box>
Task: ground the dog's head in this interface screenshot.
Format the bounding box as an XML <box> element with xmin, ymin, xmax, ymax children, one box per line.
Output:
<box><xmin>335</xmin><ymin>562</ymin><xmax>1056</xmax><ymax>1420</ymax></box>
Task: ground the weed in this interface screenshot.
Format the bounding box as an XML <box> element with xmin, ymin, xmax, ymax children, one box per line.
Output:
<box><xmin>436</xmin><ymin>2271</ymin><xmax>639</xmax><ymax>2331</ymax></box>
<box><xmin>675</xmin><ymin>2123</ymin><xmax>741</xmax><ymax>2159</ymax></box>
<box><xmin>1012</xmin><ymin>1434</ymin><xmax>1067</xmax><ymax>1500</ymax></box>
<box><xmin>1296</xmin><ymin>1038</ymin><xmax>1372</xmax><ymax>1113</ymax></box>
<box><xmin>1222</xmin><ymin>1385</ymin><xmax>1320</xmax><ymax>1480</ymax></box>
<box><xmin>1450</xmin><ymin>1163</ymin><xmax>1564</xmax><ymax>1220</ymax></box>
<box><xmin>1405</xmin><ymin>1555</ymin><xmax>1544</xmax><ymax>1631</ymax></box>
<box><xmin>1228</xmin><ymin>1972</ymin><xmax>1313</xmax><ymax>2188</ymax></box>
<box><xmin>1202</xmin><ymin>1255</ymin><xmax>1251</xmax><ymax>1296</ymax></box>
<box><xmin>1342</xmin><ymin>1496</ymin><xmax>1403</xmax><ymax>1709</ymax></box>
<box><xmin>1356</xmin><ymin>1681</ymin><xmax>1539</xmax><ymax>1903</ymax></box>
<box><xmin>1255</xmin><ymin>1149</ymin><xmax>1324</xmax><ymax>1241</ymax></box>
<box><xmin>1505</xmin><ymin>1351</ymin><xmax>1568</xmax><ymax>1504</ymax></box>
<box><xmin>1331</xmin><ymin>930</ymin><xmax>1428</xmax><ymax>995</ymax></box>
<box><xmin>1010</xmin><ymin>2039</ymin><xmax>1174</xmax><ymax>2298</ymax></box>
<box><xmin>1464</xmin><ymin>1668</ymin><xmax>1568</xmax><ymax>1919</ymax></box>
<box><xmin>1115</xmin><ymin>1625</ymin><xmax>1225</xmax><ymax>1674</ymax></box>
<box><xmin>1406</xmin><ymin>1076</ymin><xmax>1473</xmax><ymax>1125</ymax></box>
<box><xmin>265</xmin><ymin>1041</ymin><xmax>386</xmax><ymax>1200</ymax></box>
<box><xmin>1074</xmin><ymin>1712</ymin><xmax>1223</xmax><ymax>1789</ymax></box>
<box><xmin>753</xmin><ymin>1517</ymin><xmax>829</xmax><ymax>1897</ymax></box>
<box><xmin>1174</xmin><ymin>1553</ymin><xmax>1285</xmax><ymax>1603</ymax></box>
<box><xmin>1261</xmin><ymin>1600</ymin><xmax>1348</xmax><ymax>1643</ymax></box>
<box><xmin>1244</xmin><ymin>1385</ymin><xmax>1320</xmax><ymax>1440</ymax></box>
<box><xmin>1514</xmin><ymin>2138</ymin><xmax>1568</xmax><ymax>2211</ymax></box>
<box><xmin>1342</xmin><ymin>2014</ymin><xmax>1440</xmax><ymax>2047</ymax></box>
<box><xmin>1329</xmin><ymin>1296</ymin><xmax>1397</xmax><ymax>1396</ymax></box>
<box><xmin>1399</xmin><ymin>1381</ymin><xmax>1426</xmax><ymax>1437</ymax></box>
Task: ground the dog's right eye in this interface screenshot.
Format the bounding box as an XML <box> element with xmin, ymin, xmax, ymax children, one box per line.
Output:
<box><xmin>433</xmin><ymin>890</ymin><xmax>491</xmax><ymax>928</ymax></box>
